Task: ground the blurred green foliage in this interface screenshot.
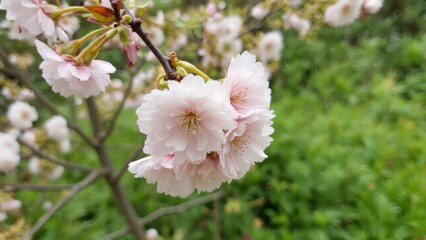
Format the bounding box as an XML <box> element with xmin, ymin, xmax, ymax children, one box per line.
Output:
<box><xmin>4</xmin><ymin>0</ymin><xmax>426</xmax><ymax>239</ymax></box>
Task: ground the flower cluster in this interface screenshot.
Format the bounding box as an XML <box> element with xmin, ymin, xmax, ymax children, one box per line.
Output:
<box><xmin>1</xmin><ymin>101</ymin><xmax>70</xmax><ymax>177</ymax></box>
<box><xmin>0</xmin><ymin>0</ymin><xmax>79</xmax><ymax>43</ymax></box>
<box><xmin>324</xmin><ymin>0</ymin><xmax>384</xmax><ymax>27</ymax></box>
<box><xmin>0</xmin><ymin>193</ymin><xmax>21</xmax><ymax>222</ymax></box>
<box><xmin>35</xmin><ymin>40</ymin><xmax>116</xmax><ymax>98</ymax></box>
<box><xmin>129</xmin><ymin>52</ymin><xmax>274</xmax><ymax>197</ymax></box>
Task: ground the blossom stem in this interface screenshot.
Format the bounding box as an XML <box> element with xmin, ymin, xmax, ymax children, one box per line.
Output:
<box><xmin>75</xmin><ymin>27</ymin><xmax>112</xmax><ymax>47</ymax></box>
<box><xmin>109</xmin><ymin>0</ymin><xmax>177</xmax><ymax>80</ymax></box>
<box><xmin>50</xmin><ymin>6</ymin><xmax>89</xmax><ymax>19</ymax></box>
<box><xmin>177</xmin><ymin>60</ymin><xmax>210</xmax><ymax>81</ymax></box>
<box><xmin>75</xmin><ymin>29</ymin><xmax>117</xmax><ymax>64</ymax></box>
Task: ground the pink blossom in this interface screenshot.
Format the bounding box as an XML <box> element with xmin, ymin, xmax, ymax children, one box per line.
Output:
<box><xmin>363</xmin><ymin>0</ymin><xmax>384</xmax><ymax>14</ymax></box>
<box><xmin>137</xmin><ymin>75</ymin><xmax>237</xmax><ymax>164</ymax></box>
<box><xmin>220</xmin><ymin>109</ymin><xmax>274</xmax><ymax>178</ymax></box>
<box><xmin>35</xmin><ymin>40</ymin><xmax>116</xmax><ymax>98</ymax></box>
<box><xmin>129</xmin><ymin>153</ymin><xmax>231</xmax><ymax>197</ymax></box>
<box><xmin>0</xmin><ymin>0</ymin><xmax>78</xmax><ymax>42</ymax></box>
<box><xmin>223</xmin><ymin>51</ymin><xmax>271</xmax><ymax>113</ymax></box>
<box><xmin>250</xmin><ymin>4</ymin><xmax>269</xmax><ymax>20</ymax></box>
<box><xmin>283</xmin><ymin>13</ymin><xmax>311</xmax><ymax>37</ymax></box>
<box><xmin>324</xmin><ymin>0</ymin><xmax>363</xmax><ymax>27</ymax></box>
<box><xmin>128</xmin><ymin>154</ymin><xmax>194</xmax><ymax>197</ymax></box>
<box><xmin>7</xmin><ymin>101</ymin><xmax>38</xmax><ymax>130</ymax></box>
<box><xmin>121</xmin><ymin>28</ymin><xmax>141</xmax><ymax>67</ymax></box>
<box><xmin>190</xmin><ymin>154</ymin><xmax>231</xmax><ymax>193</ymax></box>
<box><xmin>130</xmin><ymin>52</ymin><xmax>275</xmax><ymax>198</ymax></box>
<box><xmin>257</xmin><ymin>31</ymin><xmax>284</xmax><ymax>63</ymax></box>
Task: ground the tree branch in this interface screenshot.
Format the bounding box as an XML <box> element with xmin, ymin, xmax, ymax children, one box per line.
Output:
<box><xmin>17</xmin><ymin>138</ymin><xmax>95</xmax><ymax>173</ymax></box>
<box><xmin>101</xmin><ymin>61</ymin><xmax>142</xmax><ymax>142</ymax></box>
<box><xmin>139</xmin><ymin>191</ymin><xmax>224</xmax><ymax>224</ymax></box>
<box><xmin>22</xmin><ymin>169</ymin><xmax>107</xmax><ymax>240</ymax></box>
<box><xmin>109</xmin><ymin>0</ymin><xmax>176</xmax><ymax>80</ymax></box>
<box><xmin>238</xmin><ymin>7</ymin><xmax>281</xmax><ymax>38</ymax></box>
<box><xmin>101</xmin><ymin>191</ymin><xmax>225</xmax><ymax>240</ymax></box>
<box><xmin>86</xmin><ymin>97</ymin><xmax>145</xmax><ymax>239</ymax></box>
<box><xmin>113</xmin><ymin>145</ymin><xmax>143</xmax><ymax>182</ymax></box>
<box><xmin>0</xmin><ymin>182</ymin><xmax>73</xmax><ymax>192</ymax></box>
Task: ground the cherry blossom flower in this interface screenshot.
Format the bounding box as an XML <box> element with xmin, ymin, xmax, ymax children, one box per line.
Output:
<box><xmin>130</xmin><ymin>52</ymin><xmax>274</xmax><ymax>197</ymax></box>
<box><xmin>59</xmin><ymin>139</ymin><xmax>71</xmax><ymax>153</ymax></box>
<box><xmin>324</xmin><ymin>0</ymin><xmax>363</xmax><ymax>27</ymax></box>
<box><xmin>145</xmin><ymin>228</ymin><xmax>159</xmax><ymax>240</ymax></box>
<box><xmin>0</xmin><ymin>0</ymin><xmax>78</xmax><ymax>42</ymax></box>
<box><xmin>283</xmin><ymin>13</ymin><xmax>311</xmax><ymax>37</ymax></box>
<box><xmin>363</xmin><ymin>0</ymin><xmax>384</xmax><ymax>14</ymax></box>
<box><xmin>137</xmin><ymin>75</ymin><xmax>237</xmax><ymax>164</ymax></box>
<box><xmin>28</xmin><ymin>157</ymin><xmax>64</xmax><ymax>180</ymax></box>
<box><xmin>205</xmin><ymin>15</ymin><xmax>242</xmax><ymax>41</ymax></box>
<box><xmin>0</xmin><ymin>199</ymin><xmax>22</xmax><ymax>212</ymax></box>
<box><xmin>217</xmin><ymin>38</ymin><xmax>243</xmax><ymax>67</ymax></box>
<box><xmin>129</xmin><ymin>153</ymin><xmax>231</xmax><ymax>197</ymax></box>
<box><xmin>129</xmin><ymin>154</ymin><xmax>194</xmax><ymax>197</ymax></box>
<box><xmin>220</xmin><ymin>109</ymin><xmax>274</xmax><ymax>178</ymax></box>
<box><xmin>0</xmin><ymin>20</ymin><xmax>35</xmax><ymax>43</ymax></box>
<box><xmin>44</xmin><ymin>115</ymin><xmax>69</xmax><ymax>141</ymax></box>
<box><xmin>7</xmin><ymin>101</ymin><xmax>38</xmax><ymax>130</ymax></box>
<box><xmin>0</xmin><ymin>212</ymin><xmax>6</xmax><ymax>222</ymax></box>
<box><xmin>120</xmin><ymin>26</ymin><xmax>141</xmax><ymax>67</ymax></box>
<box><xmin>35</xmin><ymin>40</ymin><xmax>116</xmax><ymax>98</ymax></box>
<box><xmin>223</xmin><ymin>51</ymin><xmax>271</xmax><ymax>113</ymax></box>
<box><xmin>190</xmin><ymin>154</ymin><xmax>231</xmax><ymax>192</ymax></box>
<box><xmin>0</xmin><ymin>150</ymin><xmax>20</xmax><ymax>172</ymax></box>
<box><xmin>250</xmin><ymin>4</ymin><xmax>269</xmax><ymax>20</ymax></box>
<box><xmin>0</xmin><ymin>0</ymin><xmax>54</xmax><ymax>37</ymax></box>
<box><xmin>0</xmin><ymin>132</ymin><xmax>19</xmax><ymax>153</ymax></box>
<box><xmin>257</xmin><ymin>31</ymin><xmax>284</xmax><ymax>64</ymax></box>
<box><xmin>21</xmin><ymin>130</ymin><xmax>38</xmax><ymax>149</ymax></box>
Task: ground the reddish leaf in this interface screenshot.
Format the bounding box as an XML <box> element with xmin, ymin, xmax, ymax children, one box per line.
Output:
<box><xmin>117</xmin><ymin>0</ymin><xmax>123</xmax><ymax>10</ymax></box>
<box><xmin>84</xmin><ymin>6</ymin><xmax>115</xmax><ymax>18</ymax></box>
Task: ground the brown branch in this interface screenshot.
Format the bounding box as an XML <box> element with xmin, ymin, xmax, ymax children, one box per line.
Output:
<box><xmin>17</xmin><ymin>138</ymin><xmax>95</xmax><ymax>173</ymax></box>
<box><xmin>22</xmin><ymin>169</ymin><xmax>107</xmax><ymax>240</ymax></box>
<box><xmin>101</xmin><ymin>61</ymin><xmax>142</xmax><ymax>142</ymax></box>
<box><xmin>113</xmin><ymin>145</ymin><xmax>143</xmax><ymax>182</ymax></box>
<box><xmin>139</xmin><ymin>191</ymin><xmax>224</xmax><ymax>225</ymax></box>
<box><xmin>0</xmin><ymin>182</ymin><xmax>73</xmax><ymax>192</ymax></box>
<box><xmin>86</xmin><ymin>97</ymin><xmax>145</xmax><ymax>239</ymax></box>
<box><xmin>101</xmin><ymin>191</ymin><xmax>225</xmax><ymax>240</ymax></box>
<box><xmin>238</xmin><ymin>7</ymin><xmax>281</xmax><ymax>37</ymax></box>
<box><xmin>109</xmin><ymin>0</ymin><xmax>176</xmax><ymax>80</ymax></box>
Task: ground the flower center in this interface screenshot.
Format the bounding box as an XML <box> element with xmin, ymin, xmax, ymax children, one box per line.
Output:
<box><xmin>342</xmin><ymin>4</ymin><xmax>352</xmax><ymax>14</ymax></box>
<box><xmin>231</xmin><ymin>135</ymin><xmax>249</xmax><ymax>156</ymax></box>
<box><xmin>178</xmin><ymin>111</ymin><xmax>202</xmax><ymax>134</ymax></box>
<box><xmin>20</xmin><ymin>110</ymin><xmax>30</xmax><ymax>120</ymax></box>
<box><xmin>230</xmin><ymin>87</ymin><xmax>249</xmax><ymax>107</ymax></box>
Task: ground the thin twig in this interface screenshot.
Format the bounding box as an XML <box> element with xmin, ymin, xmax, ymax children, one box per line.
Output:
<box><xmin>0</xmin><ymin>47</ymin><xmax>97</xmax><ymax>147</ymax></box>
<box><xmin>101</xmin><ymin>227</ymin><xmax>129</xmax><ymax>240</ymax></box>
<box><xmin>86</xmin><ymin>97</ymin><xmax>145</xmax><ymax>239</ymax></box>
<box><xmin>109</xmin><ymin>0</ymin><xmax>176</xmax><ymax>80</ymax></box>
<box><xmin>101</xmin><ymin>191</ymin><xmax>225</xmax><ymax>240</ymax></box>
<box><xmin>17</xmin><ymin>138</ymin><xmax>95</xmax><ymax>173</ymax></box>
<box><xmin>113</xmin><ymin>146</ymin><xmax>143</xmax><ymax>182</ymax></box>
<box><xmin>101</xmin><ymin>61</ymin><xmax>142</xmax><ymax>142</ymax></box>
<box><xmin>22</xmin><ymin>169</ymin><xmax>107</xmax><ymax>240</ymax></box>
<box><xmin>140</xmin><ymin>191</ymin><xmax>224</xmax><ymax>224</ymax></box>
<box><xmin>238</xmin><ymin>7</ymin><xmax>281</xmax><ymax>38</ymax></box>
<box><xmin>0</xmin><ymin>182</ymin><xmax>73</xmax><ymax>192</ymax></box>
